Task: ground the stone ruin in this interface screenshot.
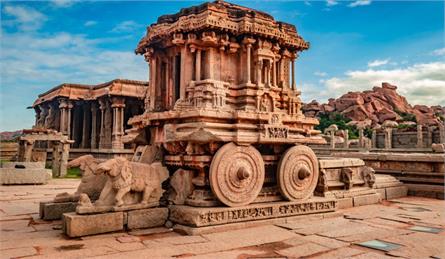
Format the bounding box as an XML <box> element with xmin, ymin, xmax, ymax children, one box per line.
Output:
<box><xmin>1</xmin><ymin>129</ymin><xmax>72</xmax><ymax>185</ymax></box>
<box><xmin>36</xmin><ymin>0</ymin><xmax>411</xmax><ymax>237</ymax></box>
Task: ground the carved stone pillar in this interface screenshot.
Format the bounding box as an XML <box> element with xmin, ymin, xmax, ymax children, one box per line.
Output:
<box><xmin>208</xmin><ymin>48</ymin><xmax>214</xmax><ymax>79</ymax></box>
<box><xmin>245</xmin><ymin>42</ymin><xmax>252</xmax><ymax>84</ymax></box>
<box><xmin>34</xmin><ymin>107</ymin><xmax>41</xmax><ymax>128</ymax></box>
<box><xmin>52</xmin><ymin>143</ymin><xmax>61</xmax><ymax>177</ymax></box>
<box><xmin>272</xmin><ymin>57</ymin><xmax>277</xmax><ymax>87</ymax></box>
<box><xmin>291</xmin><ymin>57</ymin><xmax>296</xmax><ymax>90</ymax></box>
<box><xmin>38</xmin><ymin>105</ymin><xmax>48</xmax><ymax>128</ymax></box>
<box><xmin>180</xmin><ymin>46</ymin><xmax>188</xmax><ymax>100</ymax></box>
<box><xmin>111</xmin><ymin>97</ymin><xmax>125</xmax><ymax>149</ymax></box>
<box><xmin>371</xmin><ymin>129</ymin><xmax>377</xmax><ymax>148</ymax></box>
<box><xmin>195</xmin><ymin>49</ymin><xmax>201</xmax><ymax>81</ymax></box>
<box><xmin>426</xmin><ymin>126</ymin><xmax>433</xmax><ymax>147</ymax></box>
<box><xmin>24</xmin><ymin>140</ymin><xmax>35</xmax><ymax>162</ymax></box>
<box><xmin>343</xmin><ymin>129</ymin><xmax>349</xmax><ymax>148</ymax></box>
<box><xmin>384</xmin><ymin>128</ymin><xmax>392</xmax><ymax>149</ymax></box>
<box><xmin>99</xmin><ymin>99</ymin><xmax>112</xmax><ymax>149</ymax></box>
<box><xmin>90</xmin><ymin>103</ymin><xmax>98</xmax><ymax>149</ymax></box>
<box><xmin>81</xmin><ymin>104</ymin><xmax>90</xmax><ymax>149</ymax></box>
<box><xmin>416</xmin><ymin>124</ymin><xmax>424</xmax><ymax>148</ymax></box>
<box><xmin>60</xmin><ymin>142</ymin><xmax>70</xmax><ymax>177</ymax></box>
<box><xmin>150</xmin><ymin>58</ymin><xmax>157</xmax><ymax>110</ymax></box>
<box><xmin>257</xmin><ymin>60</ymin><xmax>263</xmax><ymax>86</ymax></box>
<box><xmin>358</xmin><ymin>127</ymin><xmax>364</xmax><ymax>148</ymax></box>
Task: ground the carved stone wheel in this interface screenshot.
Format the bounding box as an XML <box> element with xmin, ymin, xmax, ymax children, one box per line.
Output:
<box><xmin>209</xmin><ymin>142</ymin><xmax>265</xmax><ymax>207</ymax></box>
<box><xmin>277</xmin><ymin>145</ymin><xmax>319</xmax><ymax>201</ymax></box>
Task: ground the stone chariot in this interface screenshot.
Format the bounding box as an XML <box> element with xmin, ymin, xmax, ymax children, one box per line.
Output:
<box><xmin>126</xmin><ymin>0</ymin><xmax>326</xmax><ymax>208</ymax></box>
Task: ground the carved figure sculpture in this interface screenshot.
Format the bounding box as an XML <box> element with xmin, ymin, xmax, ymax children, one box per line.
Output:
<box><xmin>95</xmin><ymin>157</ymin><xmax>169</xmax><ymax>207</ymax></box>
<box><xmin>54</xmin><ymin>155</ymin><xmax>106</xmax><ymax>202</ymax></box>
<box><xmin>361</xmin><ymin>166</ymin><xmax>376</xmax><ymax>188</ymax></box>
<box><xmin>340</xmin><ymin>167</ymin><xmax>353</xmax><ymax>190</ymax></box>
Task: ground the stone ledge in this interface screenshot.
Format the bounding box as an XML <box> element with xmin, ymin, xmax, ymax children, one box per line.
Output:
<box><xmin>170</xmin><ymin>198</ymin><xmax>337</xmax><ymax>228</ymax></box>
<box><xmin>352</xmin><ymin>193</ymin><xmax>382</xmax><ymax>207</ymax></box>
<box><xmin>40</xmin><ymin>201</ymin><xmax>77</xmax><ymax>220</ymax></box>
<box><xmin>0</xmin><ymin>168</ymin><xmax>51</xmax><ymax>185</ymax></box>
<box><xmin>127</xmin><ymin>207</ymin><xmax>168</xmax><ymax>230</ymax></box>
<box><xmin>63</xmin><ymin>211</ymin><xmax>124</xmax><ymax>237</ymax></box>
<box><xmin>62</xmin><ymin>207</ymin><xmax>168</xmax><ymax>237</ymax></box>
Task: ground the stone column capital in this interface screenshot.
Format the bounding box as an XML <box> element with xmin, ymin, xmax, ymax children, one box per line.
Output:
<box><xmin>111</xmin><ymin>96</ymin><xmax>126</xmax><ymax>108</ymax></box>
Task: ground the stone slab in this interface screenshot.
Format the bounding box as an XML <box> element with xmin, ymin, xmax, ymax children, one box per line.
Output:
<box><xmin>318</xmin><ymin>157</ymin><xmax>365</xmax><ymax>168</ymax></box>
<box><xmin>375</xmin><ymin>188</ymin><xmax>387</xmax><ymax>200</ymax></box>
<box><xmin>1</xmin><ymin>161</ymin><xmax>45</xmax><ymax>169</ymax></box>
<box><xmin>127</xmin><ymin>207</ymin><xmax>168</xmax><ymax>230</ymax></box>
<box><xmin>39</xmin><ymin>201</ymin><xmax>77</xmax><ymax>220</ymax></box>
<box><xmin>353</xmin><ymin>193</ymin><xmax>382</xmax><ymax>207</ymax></box>
<box><xmin>385</xmin><ymin>186</ymin><xmax>408</xmax><ymax>200</ymax></box>
<box><xmin>170</xmin><ymin>198</ymin><xmax>337</xmax><ymax>228</ymax></box>
<box><xmin>0</xmin><ymin>168</ymin><xmax>51</xmax><ymax>185</ymax></box>
<box><xmin>336</xmin><ymin>197</ymin><xmax>353</xmax><ymax>209</ymax></box>
<box><xmin>63</xmin><ymin>212</ymin><xmax>124</xmax><ymax>237</ymax></box>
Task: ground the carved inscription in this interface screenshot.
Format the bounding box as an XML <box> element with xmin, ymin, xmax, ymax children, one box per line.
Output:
<box><xmin>172</xmin><ymin>200</ymin><xmax>337</xmax><ymax>227</ymax></box>
<box><xmin>266</xmin><ymin>126</ymin><xmax>289</xmax><ymax>139</ymax></box>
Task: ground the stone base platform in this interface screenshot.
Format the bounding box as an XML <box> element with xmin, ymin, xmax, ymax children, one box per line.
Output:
<box><xmin>40</xmin><ymin>201</ymin><xmax>77</xmax><ymax>220</ymax></box>
<box><xmin>169</xmin><ymin>197</ymin><xmax>337</xmax><ymax>235</ymax></box>
<box><xmin>63</xmin><ymin>207</ymin><xmax>168</xmax><ymax>237</ymax></box>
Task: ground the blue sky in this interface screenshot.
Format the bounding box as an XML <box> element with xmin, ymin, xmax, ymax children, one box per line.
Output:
<box><xmin>1</xmin><ymin>0</ymin><xmax>444</xmax><ymax>131</ymax></box>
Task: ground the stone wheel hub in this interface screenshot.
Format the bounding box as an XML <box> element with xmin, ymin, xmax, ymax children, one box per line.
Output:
<box><xmin>277</xmin><ymin>145</ymin><xmax>319</xmax><ymax>201</ymax></box>
<box><xmin>209</xmin><ymin>142</ymin><xmax>265</xmax><ymax>207</ymax></box>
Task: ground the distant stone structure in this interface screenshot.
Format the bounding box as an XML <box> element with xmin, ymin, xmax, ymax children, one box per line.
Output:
<box><xmin>31</xmin><ymin>79</ymin><xmax>147</xmax><ymax>158</ymax></box>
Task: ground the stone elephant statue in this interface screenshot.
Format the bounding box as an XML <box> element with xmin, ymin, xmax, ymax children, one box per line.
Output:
<box><xmin>94</xmin><ymin>157</ymin><xmax>169</xmax><ymax>207</ymax></box>
<box><xmin>54</xmin><ymin>155</ymin><xmax>107</xmax><ymax>202</ymax></box>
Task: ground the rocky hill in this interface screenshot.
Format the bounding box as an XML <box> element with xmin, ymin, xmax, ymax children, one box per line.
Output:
<box><xmin>0</xmin><ymin>130</ymin><xmax>23</xmax><ymax>142</ymax></box>
<box><xmin>303</xmin><ymin>82</ymin><xmax>445</xmax><ymax>127</ymax></box>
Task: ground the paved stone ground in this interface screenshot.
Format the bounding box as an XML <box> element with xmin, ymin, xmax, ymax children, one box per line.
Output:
<box><xmin>1</xmin><ymin>179</ymin><xmax>444</xmax><ymax>259</ymax></box>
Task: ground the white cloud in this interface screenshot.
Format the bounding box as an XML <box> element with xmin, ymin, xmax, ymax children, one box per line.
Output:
<box><xmin>3</xmin><ymin>5</ymin><xmax>47</xmax><ymax>31</ymax></box>
<box><xmin>84</xmin><ymin>20</ymin><xmax>97</xmax><ymax>27</ymax></box>
<box><xmin>51</xmin><ymin>0</ymin><xmax>75</xmax><ymax>8</ymax></box>
<box><xmin>111</xmin><ymin>20</ymin><xmax>141</xmax><ymax>33</ymax></box>
<box><xmin>368</xmin><ymin>58</ymin><xmax>389</xmax><ymax>67</ymax></box>
<box><xmin>432</xmin><ymin>48</ymin><xmax>445</xmax><ymax>56</ymax></box>
<box><xmin>349</xmin><ymin>0</ymin><xmax>372</xmax><ymax>7</ymax></box>
<box><xmin>321</xmin><ymin>62</ymin><xmax>445</xmax><ymax>106</ymax></box>
<box><xmin>314</xmin><ymin>71</ymin><xmax>327</xmax><ymax>77</ymax></box>
<box><xmin>326</xmin><ymin>0</ymin><xmax>338</xmax><ymax>6</ymax></box>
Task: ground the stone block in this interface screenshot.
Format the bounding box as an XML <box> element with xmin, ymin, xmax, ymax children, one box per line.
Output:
<box><xmin>0</xmin><ymin>168</ymin><xmax>51</xmax><ymax>185</ymax></box>
<box><xmin>385</xmin><ymin>186</ymin><xmax>408</xmax><ymax>200</ymax></box>
<box><xmin>319</xmin><ymin>158</ymin><xmax>364</xmax><ymax>169</ymax></box>
<box><xmin>63</xmin><ymin>212</ymin><xmax>124</xmax><ymax>237</ymax></box>
<box><xmin>39</xmin><ymin>201</ymin><xmax>77</xmax><ymax>220</ymax></box>
<box><xmin>353</xmin><ymin>193</ymin><xmax>381</xmax><ymax>207</ymax></box>
<box><xmin>1</xmin><ymin>161</ymin><xmax>45</xmax><ymax>169</ymax></box>
<box><xmin>336</xmin><ymin>198</ymin><xmax>353</xmax><ymax>209</ymax></box>
<box><xmin>127</xmin><ymin>208</ymin><xmax>168</xmax><ymax>230</ymax></box>
<box><xmin>375</xmin><ymin>188</ymin><xmax>387</xmax><ymax>200</ymax></box>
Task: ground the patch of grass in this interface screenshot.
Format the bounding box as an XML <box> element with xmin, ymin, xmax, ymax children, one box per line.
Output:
<box><xmin>65</xmin><ymin>167</ymin><xmax>82</xmax><ymax>178</ymax></box>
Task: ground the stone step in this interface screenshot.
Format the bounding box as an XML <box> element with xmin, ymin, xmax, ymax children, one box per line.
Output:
<box><xmin>396</xmin><ymin>176</ymin><xmax>444</xmax><ymax>184</ymax></box>
<box><xmin>405</xmin><ymin>184</ymin><xmax>444</xmax><ymax>200</ymax></box>
<box><xmin>375</xmin><ymin>169</ymin><xmax>443</xmax><ymax>176</ymax></box>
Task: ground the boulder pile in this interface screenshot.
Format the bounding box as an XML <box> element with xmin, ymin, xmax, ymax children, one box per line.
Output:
<box><xmin>303</xmin><ymin>82</ymin><xmax>444</xmax><ymax>127</ymax></box>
